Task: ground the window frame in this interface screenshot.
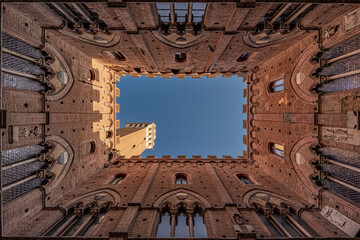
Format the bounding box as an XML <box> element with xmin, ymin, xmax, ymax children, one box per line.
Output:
<box><xmin>174</xmin><ymin>173</ymin><xmax>189</xmax><ymax>184</ymax></box>
<box><xmin>109</xmin><ymin>173</ymin><xmax>127</xmax><ymax>184</ymax></box>
<box><xmin>268</xmin><ymin>78</ymin><xmax>285</xmax><ymax>93</ymax></box>
<box><xmin>236</xmin><ymin>52</ymin><xmax>251</xmax><ymax>62</ymax></box>
<box><xmin>174</xmin><ymin>52</ymin><xmax>187</xmax><ymax>63</ymax></box>
<box><xmin>156</xmin><ymin>205</ymin><xmax>207</xmax><ymax>238</ymax></box>
<box><xmin>268</xmin><ymin>142</ymin><xmax>285</xmax><ymax>159</ymax></box>
<box><xmin>236</xmin><ymin>174</ymin><xmax>255</xmax><ymax>185</ymax></box>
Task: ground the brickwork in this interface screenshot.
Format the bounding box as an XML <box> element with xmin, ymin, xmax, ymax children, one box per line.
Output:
<box><xmin>1</xmin><ymin>2</ymin><xmax>360</xmax><ymax>240</ymax></box>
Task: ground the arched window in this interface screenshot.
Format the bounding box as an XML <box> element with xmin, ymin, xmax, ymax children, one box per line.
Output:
<box><xmin>156</xmin><ymin>208</ymin><xmax>171</xmax><ymax>237</ymax></box>
<box><xmin>110</xmin><ymin>174</ymin><xmax>126</xmax><ymax>184</ymax></box>
<box><xmin>1</xmin><ymin>144</ymin><xmax>48</xmax><ymax>204</ymax></box>
<box><xmin>79</xmin><ymin>141</ymin><xmax>96</xmax><ymax>158</ymax></box>
<box><xmin>175</xmin><ymin>174</ymin><xmax>188</xmax><ymax>184</ymax></box>
<box><xmin>156</xmin><ymin>205</ymin><xmax>207</xmax><ymax>238</ymax></box>
<box><xmin>88</xmin><ymin>69</ymin><xmax>96</xmax><ymax>81</ymax></box>
<box><xmin>44</xmin><ymin>204</ymin><xmax>109</xmax><ymax>237</ymax></box>
<box><xmin>175</xmin><ymin>207</ymin><xmax>190</xmax><ymax>238</ymax></box>
<box><xmin>193</xmin><ymin>207</ymin><xmax>207</xmax><ymax>238</ymax></box>
<box><xmin>269</xmin><ymin>79</ymin><xmax>284</xmax><ymax>93</ymax></box>
<box><xmin>236</xmin><ymin>52</ymin><xmax>251</xmax><ymax>62</ymax></box>
<box><xmin>270</xmin><ymin>143</ymin><xmax>284</xmax><ymax>158</ymax></box>
<box><xmin>237</xmin><ymin>174</ymin><xmax>253</xmax><ymax>184</ymax></box>
<box><xmin>105</xmin><ymin>51</ymin><xmax>126</xmax><ymax>61</ymax></box>
<box><xmin>255</xmin><ymin>210</ymin><xmax>318</xmax><ymax>238</ymax></box>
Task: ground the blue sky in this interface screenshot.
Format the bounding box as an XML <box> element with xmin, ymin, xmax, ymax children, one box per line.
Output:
<box><xmin>116</xmin><ymin>75</ymin><xmax>247</xmax><ymax>158</ymax></box>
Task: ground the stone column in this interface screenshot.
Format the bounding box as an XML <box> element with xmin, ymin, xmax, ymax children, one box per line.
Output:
<box><xmin>186</xmin><ymin>208</ymin><xmax>194</xmax><ymax>238</ymax></box>
<box><xmin>170</xmin><ymin>208</ymin><xmax>178</xmax><ymax>238</ymax></box>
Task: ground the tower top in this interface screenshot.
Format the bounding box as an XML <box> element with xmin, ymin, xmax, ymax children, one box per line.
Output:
<box><xmin>125</xmin><ymin>122</ymin><xmax>157</xmax><ymax>149</ymax></box>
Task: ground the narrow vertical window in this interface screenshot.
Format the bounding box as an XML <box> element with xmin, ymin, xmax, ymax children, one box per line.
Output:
<box><xmin>192</xmin><ymin>3</ymin><xmax>207</xmax><ymax>24</ymax></box>
<box><xmin>156</xmin><ymin>3</ymin><xmax>171</xmax><ymax>23</ymax></box>
<box><xmin>237</xmin><ymin>174</ymin><xmax>253</xmax><ymax>184</ymax></box>
<box><xmin>269</xmin><ymin>79</ymin><xmax>284</xmax><ymax>92</ymax></box>
<box><xmin>193</xmin><ymin>208</ymin><xmax>207</xmax><ymax>238</ymax></box>
<box><xmin>156</xmin><ymin>210</ymin><xmax>171</xmax><ymax>238</ymax></box>
<box><xmin>175</xmin><ymin>174</ymin><xmax>188</xmax><ymax>184</ymax></box>
<box><xmin>110</xmin><ymin>174</ymin><xmax>126</xmax><ymax>184</ymax></box>
<box><xmin>175</xmin><ymin>208</ymin><xmax>190</xmax><ymax>238</ymax></box>
<box><xmin>270</xmin><ymin>143</ymin><xmax>284</xmax><ymax>158</ymax></box>
<box><xmin>106</xmin><ymin>131</ymin><xmax>112</xmax><ymax>139</ymax></box>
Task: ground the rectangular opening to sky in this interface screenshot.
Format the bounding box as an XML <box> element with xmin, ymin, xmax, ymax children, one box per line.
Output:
<box><xmin>116</xmin><ymin>75</ymin><xmax>247</xmax><ymax>158</ymax></box>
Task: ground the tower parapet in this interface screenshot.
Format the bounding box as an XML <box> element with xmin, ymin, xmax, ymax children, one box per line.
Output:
<box><xmin>125</xmin><ymin>122</ymin><xmax>157</xmax><ymax>149</ymax></box>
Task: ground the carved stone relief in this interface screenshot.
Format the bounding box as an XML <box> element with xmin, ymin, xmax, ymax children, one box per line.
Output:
<box><xmin>321</xmin><ymin>127</ymin><xmax>360</xmax><ymax>146</ymax></box>
<box><xmin>321</xmin><ymin>205</ymin><xmax>360</xmax><ymax>237</ymax></box>
<box><xmin>343</xmin><ymin>8</ymin><xmax>360</xmax><ymax>32</ymax></box>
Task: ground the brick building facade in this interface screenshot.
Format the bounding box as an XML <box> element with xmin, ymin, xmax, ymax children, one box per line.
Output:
<box><xmin>1</xmin><ymin>1</ymin><xmax>360</xmax><ymax>239</ymax></box>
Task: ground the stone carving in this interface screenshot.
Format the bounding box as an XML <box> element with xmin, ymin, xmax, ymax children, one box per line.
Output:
<box><xmin>324</xmin><ymin>25</ymin><xmax>339</xmax><ymax>39</ymax></box>
<box><xmin>321</xmin><ymin>205</ymin><xmax>360</xmax><ymax>237</ymax></box>
<box><xmin>12</xmin><ymin>126</ymin><xmax>41</xmax><ymax>143</ymax></box>
<box><xmin>322</xmin><ymin>127</ymin><xmax>360</xmax><ymax>146</ymax></box>
<box><xmin>343</xmin><ymin>8</ymin><xmax>360</xmax><ymax>32</ymax></box>
<box><xmin>321</xmin><ymin>206</ymin><xmax>346</xmax><ymax>227</ymax></box>
<box><xmin>346</xmin><ymin>111</ymin><xmax>359</xmax><ymax>129</ymax></box>
<box><xmin>176</xmin><ymin>193</ymin><xmax>188</xmax><ymax>200</ymax></box>
<box><xmin>283</xmin><ymin>113</ymin><xmax>294</xmax><ymax>123</ymax></box>
<box><xmin>233</xmin><ymin>214</ymin><xmax>244</xmax><ymax>225</ymax></box>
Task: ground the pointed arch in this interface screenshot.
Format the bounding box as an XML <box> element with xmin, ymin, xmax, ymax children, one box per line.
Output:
<box><xmin>153</xmin><ymin>188</ymin><xmax>211</xmax><ymax>209</ymax></box>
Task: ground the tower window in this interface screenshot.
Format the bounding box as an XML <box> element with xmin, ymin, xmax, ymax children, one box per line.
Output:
<box><xmin>110</xmin><ymin>174</ymin><xmax>126</xmax><ymax>184</ymax></box>
<box><xmin>88</xmin><ymin>69</ymin><xmax>96</xmax><ymax>81</ymax></box>
<box><xmin>175</xmin><ymin>174</ymin><xmax>188</xmax><ymax>184</ymax></box>
<box><xmin>270</xmin><ymin>143</ymin><xmax>284</xmax><ymax>158</ymax></box>
<box><xmin>106</xmin><ymin>131</ymin><xmax>113</xmax><ymax>139</ymax></box>
<box><xmin>105</xmin><ymin>51</ymin><xmax>126</xmax><ymax>61</ymax></box>
<box><xmin>236</xmin><ymin>52</ymin><xmax>251</xmax><ymax>62</ymax></box>
<box><xmin>237</xmin><ymin>174</ymin><xmax>253</xmax><ymax>184</ymax></box>
<box><xmin>269</xmin><ymin>79</ymin><xmax>284</xmax><ymax>93</ymax></box>
<box><xmin>175</xmin><ymin>53</ymin><xmax>187</xmax><ymax>62</ymax></box>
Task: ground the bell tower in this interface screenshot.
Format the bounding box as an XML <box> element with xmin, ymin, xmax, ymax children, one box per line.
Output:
<box><xmin>115</xmin><ymin>122</ymin><xmax>156</xmax><ymax>158</ymax></box>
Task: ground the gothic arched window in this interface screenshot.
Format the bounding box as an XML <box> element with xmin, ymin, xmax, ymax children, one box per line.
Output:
<box><xmin>156</xmin><ymin>208</ymin><xmax>172</xmax><ymax>237</ymax></box>
<box><xmin>193</xmin><ymin>207</ymin><xmax>207</xmax><ymax>238</ymax></box>
<box><xmin>252</xmin><ymin>199</ymin><xmax>319</xmax><ymax>238</ymax></box>
<box><xmin>175</xmin><ymin>174</ymin><xmax>188</xmax><ymax>184</ymax></box>
<box><xmin>269</xmin><ymin>143</ymin><xmax>284</xmax><ymax>158</ymax></box>
<box><xmin>156</xmin><ymin>205</ymin><xmax>207</xmax><ymax>238</ymax></box>
<box><xmin>44</xmin><ymin>204</ymin><xmax>108</xmax><ymax>237</ymax></box>
<box><xmin>269</xmin><ymin>79</ymin><xmax>284</xmax><ymax>93</ymax></box>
